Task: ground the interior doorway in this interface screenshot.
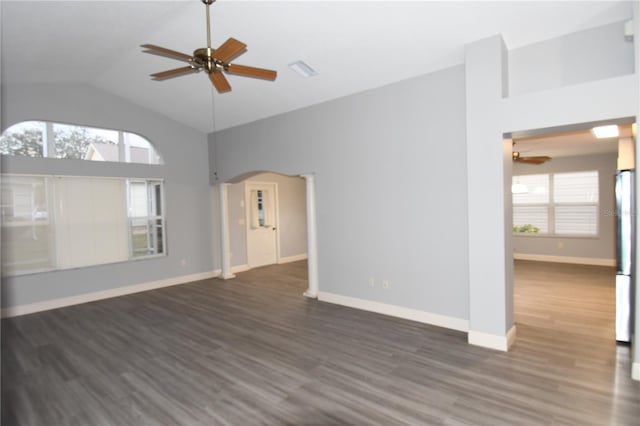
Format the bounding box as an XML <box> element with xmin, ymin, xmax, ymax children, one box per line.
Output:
<box><xmin>508</xmin><ymin>119</ymin><xmax>636</xmax><ymax>347</ymax></box>
<box><xmin>224</xmin><ymin>171</ymin><xmax>309</xmax><ymax>275</ymax></box>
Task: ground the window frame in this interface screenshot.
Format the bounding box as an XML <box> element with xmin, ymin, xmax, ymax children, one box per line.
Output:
<box><xmin>126</xmin><ymin>179</ymin><xmax>167</xmax><ymax>259</ymax></box>
<box><xmin>1</xmin><ymin>120</ymin><xmax>163</xmax><ymax>165</ymax></box>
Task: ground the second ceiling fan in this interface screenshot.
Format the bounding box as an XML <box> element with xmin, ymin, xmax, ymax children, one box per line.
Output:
<box><xmin>141</xmin><ymin>0</ymin><xmax>277</xmax><ymax>93</ymax></box>
<box><xmin>512</xmin><ymin>142</ymin><xmax>551</xmax><ymax>165</ymax></box>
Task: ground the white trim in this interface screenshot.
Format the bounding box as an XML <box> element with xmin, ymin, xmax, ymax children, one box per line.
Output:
<box><xmin>318</xmin><ymin>292</ymin><xmax>469</xmax><ymax>332</ymax></box>
<box><xmin>514</xmin><ymin>253</ymin><xmax>615</xmax><ymax>267</ymax></box>
<box><xmin>230</xmin><ymin>264</ymin><xmax>251</xmax><ymax>274</ymax></box>
<box><xmin>1</xmin><ymin>270</ymin><xmax>220</xmax><ymax>318</ymax></box>
<box><xmin>303</xmin><ymin>289</ymin><xmax>318</xmax><ymax>299</ymax></box>
<box><xmin>468</xmin><ymin>325</ymin><xmax>517</xmax><ymax>352</ymax></box>
<box><xmin>278</xmin><ymin>253</ymin><xmax>308</xmax><ymax>264</ymax></box>
<box><xmin>632</xmin><ymin>362</ymin><xmax>640</xmax><ymax>381</ymax></box>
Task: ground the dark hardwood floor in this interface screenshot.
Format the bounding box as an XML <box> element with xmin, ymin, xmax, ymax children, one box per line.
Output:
<box><xmin>2</xmin><ymin>260</ymin><xmax>639</xmax><ymax>425</ymax></box>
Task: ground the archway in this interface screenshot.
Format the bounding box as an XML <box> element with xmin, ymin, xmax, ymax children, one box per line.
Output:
<box><xmin>217</xmin><ymin>171</ymin><xmax>319</xmax><ymax>298</ymax></box>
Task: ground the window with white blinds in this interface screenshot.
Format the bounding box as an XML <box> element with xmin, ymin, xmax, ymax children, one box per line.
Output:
<box><xmin>512</xmin><ymin>174</ymin><xmax>549</xmax><ymax>234</ymax></box>
<box><xmin>1</xmin><ymin>174</ymin><xmax>165</xmax><ymax>276</ymax></box>
<box><xmin>512</xmin><ymin>170</ymin><xmax>599</xmax><ymax>236</ymax></box>
<box><xmin>0</xmin><ymin>176</ymin><xmax>56</xmax><ymax>275</ymax></box>
<box><xmin>553</xmin><ymin>171</ymin><xmax>599</xmax><ymax>235</ymax></box>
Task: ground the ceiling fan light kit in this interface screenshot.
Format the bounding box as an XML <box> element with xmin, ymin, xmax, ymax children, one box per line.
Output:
<box><xmin>141</xmin><ymin>0</ymin><xmax>277</xmax><ymax>93</ymax></box>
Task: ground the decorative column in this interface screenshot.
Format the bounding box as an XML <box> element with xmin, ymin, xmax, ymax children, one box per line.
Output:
<box><xmin>218</xmin><ymin>183</ymin><xmax>235</xmax><ymax>280</ymax></box>
<box><xmin>301</xmin><ymin>174</ymin><xmax>319</xmax><ymax>298</ymax></box>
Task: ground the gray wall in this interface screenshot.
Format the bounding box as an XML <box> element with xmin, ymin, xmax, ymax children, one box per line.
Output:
<box><xmin>210</xmin><ymin>65</ymin><xmax>470</xmax><ymax>321</ymax></box>
<box><xmin>513</xmin><ymin>153</ymin><xmax>617</xmax><ymax>261</ymax></box>
<box><xmin>1</xmin><ymin>83</ymin><xmax>214</xmax><ymax>308</ymax></box>
<box><xmin>227</xmin><ymin>172</ymin><xmax>307</xmax><ymax>267</ymax></box>
<box><xmin>509</xmin><ymin>21</ymin><xmax>635</xmax><ymax>96</ymax></box>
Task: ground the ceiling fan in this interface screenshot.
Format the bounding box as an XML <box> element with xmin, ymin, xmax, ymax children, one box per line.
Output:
<box><xmin>141</xmin><ymin>0</ymin><xmax>277</xmax><ymax>93</ymax></box>
<box><xmin>512</xmin><ymin>142</ymin><xmax>551</xmax><ymax>165</ymax></box>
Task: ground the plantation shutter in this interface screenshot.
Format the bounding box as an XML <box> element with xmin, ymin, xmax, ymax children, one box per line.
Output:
<box><xmin>512</xmin><ymin>174</ymin><xmax>549</xmax><ymax>234</ymax></box>
<box><xmin>553</xmin><ymin>171</ymin><xmax>599</xmax><ymax>235</ymax></box>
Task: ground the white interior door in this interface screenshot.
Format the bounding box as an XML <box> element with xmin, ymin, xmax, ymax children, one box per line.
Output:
<box><xmin>246</xmin><ymin>183</ymin><xmax>278</xmax><ymax>267</ymax></box>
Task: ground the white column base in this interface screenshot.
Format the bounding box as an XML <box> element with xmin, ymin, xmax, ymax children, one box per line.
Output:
<box><xmin>632</xmin><ymin>362</ymin><xmax>640</xmax><ymax>381</ymax></box>
<box><xmin>220</xmin><ymin>272</ymin><xmax>236</xmax><ymax>280</ymax></box>
<box><xmin>303</xmin><ymin>290</ymin><xmax>318</xmax><ymax>299</ymax></box>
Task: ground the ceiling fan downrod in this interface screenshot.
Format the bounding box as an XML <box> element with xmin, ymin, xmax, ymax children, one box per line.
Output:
<box><xmin>203</xmin><ymin>0</ymin><xmax>216</xmax><ymax>49</ymax></box>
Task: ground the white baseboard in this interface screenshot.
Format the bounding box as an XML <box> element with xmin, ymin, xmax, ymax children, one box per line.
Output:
<box><xmin>278</xmin><ymin>253</ymin><xmax>308</xmax><ymax>264</ymax></box>
<box><xmin>318</xmin><ymin>292</ymin><xmax>469</xmax><ymax>332</ymax></box>
<box><xmin>514</xmin><ymin>253</ymin><xmax>615</xmax><ymax>267</ymax></box>
<box><xmin>1</xmin><ymin>270</ymin><xmax>221</xmax><ymax>318</ymax></box>
<box><xmin>633</xmin><ymin>362</ymin><xmax>640</xmax><ymax>381</ymax></box>
<box><xmin>230</xmin><ymin>264</ymin><xmax>251</xmax><ymax>274</ymax></box>
<box><xmin>468</xmin><ymin>325</ymin><xmax>517</xmax><ymax>352</ymax></box>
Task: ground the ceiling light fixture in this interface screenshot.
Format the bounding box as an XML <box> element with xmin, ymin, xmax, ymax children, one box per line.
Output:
<box><xmin>592</xmin><ymin>125</ymin><xmax>619</xmax><ymax>139</ymax></box>
<box><xmin>288</xmin><ymin>60</ymin><xmax>318</xmax><ymax>78</ymax></box>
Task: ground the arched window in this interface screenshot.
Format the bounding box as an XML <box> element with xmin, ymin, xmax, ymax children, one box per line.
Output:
<box><xmin>0</xmin><ymin>121</ymin><xmax>163</xmax><ymax>165</ymax></box>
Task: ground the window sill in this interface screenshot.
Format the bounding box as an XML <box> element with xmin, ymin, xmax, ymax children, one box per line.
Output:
<box><xmin>512</xmin><ymin>233</ymin><xmax>600</xmax><ymax>240</ymax></box>
<box><xmin>2</xmin><ymin>253</ymin><xmax>167</xmax><ymax>278</ymax></box>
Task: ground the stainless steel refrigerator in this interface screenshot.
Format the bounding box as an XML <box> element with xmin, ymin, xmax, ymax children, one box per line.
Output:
<box><xmin>615</xmin><ymin>170</ymin><xmax>634</xmax><ymax>342</ymax></box>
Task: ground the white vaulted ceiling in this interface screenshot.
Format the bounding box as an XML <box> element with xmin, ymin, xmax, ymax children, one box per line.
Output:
<box><xmin>1</xmin><ymin>0</ymin><xmax>634</xmax><ymax>133</ymax></box>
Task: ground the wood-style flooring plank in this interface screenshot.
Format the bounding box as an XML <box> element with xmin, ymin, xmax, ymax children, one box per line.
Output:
<box><xmin>2</xmin><ymin>260</ymin><xmax>639</xmax><ymax>425</ymax></box>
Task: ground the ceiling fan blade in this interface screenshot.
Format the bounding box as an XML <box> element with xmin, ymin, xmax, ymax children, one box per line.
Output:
<box><xmin>141</xmin><ymin>44</ymin><xmax>193</xmax><ymax>62</ymax></box>
<box><xmin>517</xmin><ymin>156</ymin><xmax>551</xmax><ymax>165</ymax></box>
<box><xmin>214</xmin><ymin>38</ymin><xmax>247</xmax><ymax>63</ymax></box>
<box><xmin>209</xmin><ymin>72</ymin><xmax>231</xmax><ymax>93</ymax></box>
<box><xmin>227</xmin><ymin>63</ymin><xmax>277</xmax><ymax>80</ymax></box>
<box><xmin>151</xmin><ymin>66</ymin><xmax>199</xmax><ymax>80</ymax></box>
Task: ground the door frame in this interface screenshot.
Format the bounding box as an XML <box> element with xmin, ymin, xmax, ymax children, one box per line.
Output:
<box><xmin>244</xmin><ymin>181</ymin><xmax>280</xmax><ymax>268</ymax></box>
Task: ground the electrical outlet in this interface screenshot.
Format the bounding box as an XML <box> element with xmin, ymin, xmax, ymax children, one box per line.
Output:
<box><xmin>369</xmin><ymin>277</ymin><xmax>375</xmax><ymax>287</ymax></box>
<box><xmin>557</xmin><ymin>241</ymin><xmax>564</xmax><ymax>249</ymax></box>
<box><xmin>382</xmin><ymin>280</ymin><xmax>389</xmax><ymax>289</ymax></box>
<box><xmin>180</xmin><ymin>259</ymin><xmax>187</xmax><ymax>267</ymax></box>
